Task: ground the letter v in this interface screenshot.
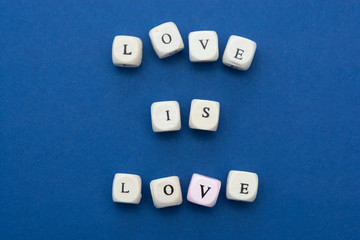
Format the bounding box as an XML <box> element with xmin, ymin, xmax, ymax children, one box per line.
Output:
<box><xmin>199</xmin><ymin>39</ymin><xmax>209</xmax><ymax>49</ymax></box>
<box><xmin>200</xmin><ymin>184</ymin><xmax>211</xmax><ymax>198</ymax></box>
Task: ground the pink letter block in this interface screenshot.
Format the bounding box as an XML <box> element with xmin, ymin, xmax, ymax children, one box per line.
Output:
<box><xmin>187</xmin><ymin>173</ymin><xmax>221</xmax><ymax>207</ymax></box>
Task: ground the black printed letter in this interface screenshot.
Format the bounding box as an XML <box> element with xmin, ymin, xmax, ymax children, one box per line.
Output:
<box><xmin>164</xmin><ymin>185</ymin><xmax>174</xmax><ymax>195</ymax></box>
<box><xmin>202</xmin><ymin>107</ymin><xmax>210</xmax><ymax>118</ymax></box>
<box><xmin>123</xmin><ymin>44</ymin><xmax>132</xmax><ymax>55</ymax></box>
<box><xmin>166</xmin><ymin>110</ymin><xmax>170</xmax><ymax>121</ymax></box>
<box><xmin>121</xmin><ymin>182</ymin><xmax>129</xmax><ymax>193</ymax></box>
<box><xmin>234</xmin><ymin>48</ymin><xmax>244</xmax><ymax>60</ymax></box>
<box><xmin>199</xmin><ymin>39</ymin><xmax>209</xmax><ymax>49</ymax></box>
<box><xmin>240</xmin><ymin>183</ymin><xmax>249</xmax><ymax>194</ymax></box>
<box><xmin>162</xmin><ymin>34</ymin><xmax>172</xmax><ymax>44</ymax></box>
<box><xmin>200</xmin><ymin>184</ymin><xmax>211</xmax><ymax>198</ymax></box>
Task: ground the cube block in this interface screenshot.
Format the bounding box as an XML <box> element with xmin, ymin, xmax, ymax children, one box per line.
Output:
<box><xmin>189</xmin><ymin>99</ymin><xmax>220</xmax><ymax>131</ymax></box>
<box><xmin>187</xmin><ymin>173</ymin><xmax>221</xmax><ymax>207</ymax></box>
<box><xmin>150</xmin><ymin>176</ymin><xmax>183</xmax><ymax>208</ymax></box>
<box><xmin>112</xmin><ymin>173</ymin><xmax>142</xmax><ymax>204</ymax></box>
<box><xmin>149</xmin><ymin>22</ymin><xmax>184</xmax><ymax>59</ymax></box>
<box><xmin>222</xmin><ymin>35</ymin><xmax>256</xmax><ymax>71</ymax></box>
<box><xmin>226</xmin><ymin>170</ymin><xmax>258</xmax><ymax>202</ymax></box>
<box><xmin>112</xmin><ymin>36</ymin><xmax>143</xmax><ymax>67</ymax></box>
<box><xmin>151</xmin><ymin>101</ymin><xmax>181</xmax><ymax>132</ymax></box>
<box><xmin>189</xmin><ymin>31</ymin><xmax>219</xmax><ymax>62</ymax></box>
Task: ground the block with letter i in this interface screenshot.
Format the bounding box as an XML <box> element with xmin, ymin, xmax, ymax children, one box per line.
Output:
<box><xmin>151</xmin><ymin>101</ymin><xmax>181</xmax><ymax>132</ymax></box>
<box><xmin>112</xmin><ymin>173</ymin><xmax>142</xmax><ymax>204</ymax></box>
<box><xmin>226</xmin><ymin>170</ymin><xmax>258</xmax><ymax>202</ymax></box>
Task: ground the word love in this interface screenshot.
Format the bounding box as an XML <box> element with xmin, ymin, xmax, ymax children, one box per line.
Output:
<box><xmin>112</xmin><ymin>171</ymin><xmax>259</xmax><ymax>208</ymax></box>
<box><xmin>112</xmin><ymin>22</ymin><xmax>257</xmax><ymax>71</ymax></box>
<box><xmin>151</xmin><ymin>99</ymin><xmax>219</xmax><ymax>132</ymax></box>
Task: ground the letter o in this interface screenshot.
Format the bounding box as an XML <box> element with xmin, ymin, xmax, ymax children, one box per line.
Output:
<box><xmin>163</xmin><ymin>184</ymin><xmax>174</xmax><ymax>195</ymax></box>
<box><xmin>161</xmin><ymin>33</ymin><xmax>172</xmax><ymax>44</ymax></box>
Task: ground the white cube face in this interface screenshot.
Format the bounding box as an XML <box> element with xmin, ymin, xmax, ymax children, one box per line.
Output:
<box><xmin>189</xmin><ymin>99</ymin><xmax>220</xmax><ymax>131</ymax></box>
<box><xmin>149</xmin><ymin>22</ymin><xmax>184</xmax><ymax>59</ymax></box>
<box><xmin>112</xmin><ymin>173</ymin><xmax>142</xmax><ymax>204</ymax></box>
<box><xmin>112</xmin><ymin>36</ymin><xmax>143</xmax><ymax>68</ymax></box>
<box><xmin>150</xmin><ymin>176</ymin><xmax>183</xmax><ymax>208</ymax></box>
<box><xmin>189</xmin><ymin>31</ymin><xmax>219</xmax><ymax>62</ymax></box>
<box><xmin>222</xmin><ymin>35</ymin><xmax>256</xmax><ymax>71</ymax></box>
<box><xmin>151</xmin><ymin>101</ymin><xmax>181</xmax><ymax>132</ymax></box>
<box><xmin>226</xmin><ymin>170</ymin><xmax>258</xmax><ymax>202</ymax></box>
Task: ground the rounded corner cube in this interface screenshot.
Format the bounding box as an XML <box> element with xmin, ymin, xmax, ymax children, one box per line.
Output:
<box><xmin>149</xmin><ymin>22</ymin><xmax>184</xmax><ymax>59</ymax></box>
<box><xmin>112</xmin><ymin>173</ymin><xmax>142</xmax><ymax>204</ymax></box>
<box><xmin>150</xmin><ymin>176</ymin><xmax>183</xmax><ymax>208</ymax></box>
<box><xmin>189</xmin><ymin>99</ymin><xmax>220</xmax><ymax>131</ymax></box>
<box><xmin>187</xmin><ymin>173</ymin><xmax>221</xmax><ymax>208</ymax></box>
<box><xmin>226</xmin><ymin>170</ymin><xmax>258</xmax><ymax>202</ymax></box>
<box><xmin>151</xmin><ymin>101</ymin><xmax>181</xmax><ymax>132</ymax></box>
<box><xmin>188</xmin><ymin>31</ymin><xmax>219</xmax><ymax>62</ymax></box>
<box><xmin>222</xmin><ymin>35</ymin><xmax>257</xmax><ymax>71</ymax></box>
<box><xmin>112</xmin><ymin>35</ymin><xmax>143</xmax><ymax>68</ymax></box>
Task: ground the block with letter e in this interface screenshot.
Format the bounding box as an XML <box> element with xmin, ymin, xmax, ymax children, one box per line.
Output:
<box><xmin>226</xmin><ymin>170</ymin><xmax>258</xmax><ymax>202</ymax></box>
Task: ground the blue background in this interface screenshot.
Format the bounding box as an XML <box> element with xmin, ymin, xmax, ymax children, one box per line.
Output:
<box><xmin>1</xmin><ymin>1</ymin><xmax>359</xmax><ymax>239</ymax></box>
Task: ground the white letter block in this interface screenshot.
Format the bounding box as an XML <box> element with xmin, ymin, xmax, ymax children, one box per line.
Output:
<box><xmin>149</xmin><ymin>22</ymin><xmax>184</xmax><ymax>59</ymax></box>
<box><xmin>189</xmin><ymin>99</ymin><xmax>220</xmax><ymax>131</ymax></box>
<box><xmin>112</xmin><ymin>36</ymin><xmax>143</xmax><ymax>67</ymax></box>
<box><xmin>189</xmin><ymin>31</ymin><xmax>219</xmax><ymax>62</ymax></box>
<box><xmin>112</xmin><ymin>173</ymin><xmax>142</xmax><ymax>204</ymax></box>
<box><xmin>222</xmin><ymin>35</ymin><xmax>256</xmax><ymax>71</ymax></box>
<box><xmin>226</xmin><ymin>170</ymin><xmax>258</xmax><ymax>202</ymax></box>
<box><xmin>150</xmin><ymin>176</ymin><xmax>183</xmax><ymax>208</ymax></box>
<box><xmin>151</xmin><ymin>101</ymin><xmax>181</xmax><ymax>132</ymax></box>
